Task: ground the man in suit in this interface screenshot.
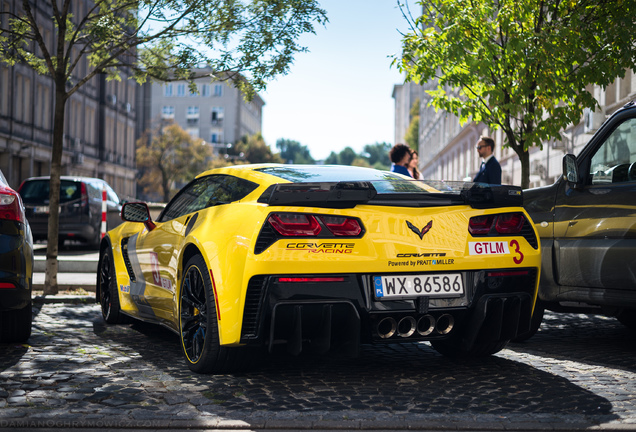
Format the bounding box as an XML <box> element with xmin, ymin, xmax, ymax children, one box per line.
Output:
<box><xmin>473</xmin><ymin>136</ymin><xmax>502</xmax><ymax>184</ymax></box>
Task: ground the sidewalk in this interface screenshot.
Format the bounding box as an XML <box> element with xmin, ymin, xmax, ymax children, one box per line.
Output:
<box><xmin>33</xmin><ymin>246</ymin><xmax>98</xmax><ymax>292</ymax></box>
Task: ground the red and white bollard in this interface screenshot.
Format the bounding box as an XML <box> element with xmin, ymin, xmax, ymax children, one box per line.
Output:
<box><xmin>101</xmin><ymin>185</ymin><xmax>107</xmax><ymax>239</ymax></box>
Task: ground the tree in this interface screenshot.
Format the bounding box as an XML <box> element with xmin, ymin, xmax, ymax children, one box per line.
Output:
<box><xmin>235</xmin><ymin>133</ymin><xmax>283</xmax><ymax>164</ymax></box>
<box><xmin>362</xmin><ymin>142</ymin><xmax>392</xmax><ymax>170</ymax></box>
<box><xmin>0</xmin><ymin>0</ymin><xmax>326</xmax><ymax>294</ymax></box>
<box><xmin>397</xmin><ymin>0</ymin><xmax>636</xmax><ymax>188</ymax></box>
<box><xmin>338</xmin><ymin>147</ymin><xmax>357</xmax><ymax>166</ymax></box>
<box><xmin>137</xmin><ymin>123</ymin><xmax>212</xmax><ymax>202</ymax></box>
<box><xmin>324</xmin><ymin>151</ymin><xmax>340</xmax><ymax>165</ymax></box>
<box><xmin>276</xmin><ymin>139</ymin><xmax>315</xmax><ymax>164</ymax></box>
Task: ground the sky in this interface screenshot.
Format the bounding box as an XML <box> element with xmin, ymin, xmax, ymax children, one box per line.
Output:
<box><xmin>260</xmin><ymin>0</ymin><xmax>417</xmax><ymax>161</ymax></box>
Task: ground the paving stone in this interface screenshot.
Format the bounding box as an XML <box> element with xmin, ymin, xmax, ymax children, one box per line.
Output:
<box><xmin>1</xmin><ymin>303</ymin><xmax>635</xmax><ymax>430</ymax></box>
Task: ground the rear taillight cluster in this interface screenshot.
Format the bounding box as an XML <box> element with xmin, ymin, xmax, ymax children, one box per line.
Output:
<box><xmin>0</xmin><ymin>187</ymin><xmax>25</xmax><ymax>223</ymax></box>
<box><xmin>468</xmin><ymin>212</ymin><xmax>526</xmax><ymax>235</ymax></box>
<box><xmin>80</xmin><ymin>182</ymin><xmax>89</xmax><ymax>208</ymax></box>
<box><xmin>267</xmin><ymin>213</ymin><xmax>363</xmax><ymax>237</ymax></box>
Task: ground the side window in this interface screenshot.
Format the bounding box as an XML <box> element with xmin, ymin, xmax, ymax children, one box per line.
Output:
<box><xmin>84</xmin><ymin>182</ymin><xmax>100</xmax><ymax>200</ymax></box>
<box><xmin>157</xmin><ymin>175</ymin><xmax>258</xmax><ymax>222</ymax></box>
<box><xmin>104</xmin><ymin>183</ymin><xmax>120</xmax><ymax>204</ymax></box>
<box><xmin>590</xmin><ymin>118</ymin><xmax>636</xmax><ymax>184</ymax></box>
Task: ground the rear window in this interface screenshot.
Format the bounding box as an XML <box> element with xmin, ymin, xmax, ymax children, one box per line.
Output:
<box><xmin>254</xmin><ymin>165</ymin><xmax>405</xmax><ymax>182</ymax></box>
<box><xmin>19</xmin><ymin>180</ymin><xmax>81</xmax><ymax>204</ymax></box>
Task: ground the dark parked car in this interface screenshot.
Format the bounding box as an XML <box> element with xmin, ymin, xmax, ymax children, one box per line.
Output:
<box><xmin>0</xmin><ymin>169</ymin><xmax>33</xmax><ymax>343</ymax></box>
<box><xmin>522</xmin><ymin>100</ymin><xmax>636</xmax><ymax>339</ymax></box>
<box><xmin>18</xmin><ymin>176</ymin><xmax>122</xmax><ymax>248</ymax></box>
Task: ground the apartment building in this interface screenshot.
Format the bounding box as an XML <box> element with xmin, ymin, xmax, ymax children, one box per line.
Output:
<box><xmin>144</xmin><ymin>70</ymin><xmax>265</xmax><ymax>156</ymax></box>
<box><xmin>0</xmin><ymin>0</ymin><xmax>138</xmax><ymax>198</ymax></box>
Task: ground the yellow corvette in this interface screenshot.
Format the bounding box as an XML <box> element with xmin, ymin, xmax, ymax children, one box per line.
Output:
<box><xmin>97</xmin><ymin>164</ymin><xmax>541</xmax><ymax>373</ymax></box>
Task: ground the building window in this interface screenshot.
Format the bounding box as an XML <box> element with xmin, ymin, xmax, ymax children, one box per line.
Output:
<box><xmin>211</xmin><ymin>107</ymin><xmax>224</xmax><ymax>124</ymax></box>
<box><xmin>177</xmin><ymin>84</ymin><xmax>186</xmax><ymax>97</ymax></box>
<box><xmin>162</xmin><ymin>106</ymin><xmax>175</xmax><ymax>119</ymax></box>
<box><xmin>164</xmin><ymin>84</ymin><xmax>173</xmax><ymax>97</ymax></box>
<box><xmin>187</xmin><ymin>106</ymin><xmax>199</xmax><ymax>125</ymax></box>
<box><xmin>201</xmin><ymin>84</ymin><xmax>210</xmax><ymax>97</ymax></box>
<box><xmin>213</xmin><ymin>84</ymin><xmax>223</xmax><ymax>97</ymax></box>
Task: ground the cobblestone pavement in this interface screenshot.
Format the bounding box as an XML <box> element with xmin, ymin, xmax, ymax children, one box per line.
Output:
<box><xmin>0</xmin><ymin>300</ymin><xmax>635</xmax><ymax>431</ymax></box>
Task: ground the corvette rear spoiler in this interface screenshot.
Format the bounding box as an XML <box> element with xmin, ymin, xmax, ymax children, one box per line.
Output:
<box><xmin>257</xmin><ymin>181</ymin><xmax>523</xmax><ymax>209</ymax></box>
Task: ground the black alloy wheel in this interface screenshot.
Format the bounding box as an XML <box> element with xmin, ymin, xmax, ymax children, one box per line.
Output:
<box><xmin>180</xmin><ymin>259</ymin><xmax>210</xmax><ymax>368</ymax></box>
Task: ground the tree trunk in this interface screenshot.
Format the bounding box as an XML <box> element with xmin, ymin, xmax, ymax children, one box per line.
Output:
<box><xmin>44</xmin><ymin>84</ymin><xmax>67</xmax><ymax>295</ymax></box>
<box><xmin>519</xmin><ymin>150</ymin><xmax>531</xmax><ymax>189</ymax></box>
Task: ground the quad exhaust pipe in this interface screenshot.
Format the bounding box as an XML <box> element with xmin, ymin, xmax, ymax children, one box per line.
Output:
<box><xmin>377</xmin><ymin>314</ymin><xmax>454</xmax><ymax>339</ymax></box>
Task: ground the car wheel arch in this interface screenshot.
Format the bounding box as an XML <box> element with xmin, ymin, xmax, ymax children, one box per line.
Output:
<box><xmin>178</xmin><ymin>243</ymin><xmax>211</xmax><ymax>311</ymax></box>
<box><xmin>96</xmin><ymin>235</ymin><xmax>113</xmax><ymax>304</ymax></box>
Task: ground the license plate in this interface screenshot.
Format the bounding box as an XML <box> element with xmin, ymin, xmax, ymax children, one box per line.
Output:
<box><xmin>35</xmin><ymin>206</ymin><xmax>49</xmax><ymax>214</ymax></box>
<box><xmin>374</xmin><ymin>273</ymin><xmax>464</xmax><ymax>299</ymax></box>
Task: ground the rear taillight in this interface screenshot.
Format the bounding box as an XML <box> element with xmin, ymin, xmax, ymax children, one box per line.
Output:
<box><xmin>0</xmin><ymin>188</ymin><xmax>24</xmax><ymax>223</ymax></box>
<box><xmin>267</xmin><ymin>213</ymin><xmax>363</xmax><ymax>237</ymax></box>
<box><xmin>469</xmin><ymin>212</ymin><xmax>526</xmax><ymax>235</ymax></box>
<box><xmin>268</xmin><ymin>213</ymin><xmax>321</xmax><ymax>236</ymax></box>
<box><xmin>278</xmin><ymin>277</ymin><xmax>345</xmax><ymax>283</ymax></box>
<box><xmin>495</xmin><ymin>213</ymin><xmax>525</xmax><ymax>234</ymax></box>
<box><xmin>468</xmin><ymin>215</ymin><xmax>495</xmax><ymax>235</ymax></box>
<box><xmin>80</xmin><ymin>182</ymin><xmax>89</xmax><ymax>207</ymax></box>
<box><xmin>320</xmin><ymin>215</ymin><xmax>362</xmax><ymax>236</ymax></box>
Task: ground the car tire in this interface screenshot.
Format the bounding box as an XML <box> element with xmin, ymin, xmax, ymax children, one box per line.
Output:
<box><xmin>430</xmin><ymin>336</ymin><xmax>508</xmax><ymax>358</ymax></box>
<box><xmin>0</xmin><ymin>303</ymin><xmax>32</xmax><ymax>343</ymax></box>
<box><xmin>512</xmin><ymin>300</ymin><xmax>545</xmax><ymax>342</ymax></box>
<box><xmin>616</xmin><ymin>309</ymin><xmax>636</xmax><ymax>329</ymax></box>
<box><xmin>98</xmin><ymin>248</ymin><xmax>130</xmax><ymax>324</ymax></box>
<box><xmin>179</xmin><ymin>254</ymin><xmax>252</xmax><ymax>374</ymax></box>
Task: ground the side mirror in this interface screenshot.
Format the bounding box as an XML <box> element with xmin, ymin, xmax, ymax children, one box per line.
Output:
<box><xmin>122</xmin><ymin>202</ymin><xmax>156</xmax><ymax>231</ymax></box>
<box><xmin>562</xmin><ymin>154</ymin><xmax>580</xmax><ymax>188</ymax></box>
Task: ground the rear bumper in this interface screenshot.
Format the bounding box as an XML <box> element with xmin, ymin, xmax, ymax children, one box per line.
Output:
<box><xmin>29</xmin><ymin>218</ymin><xmax>96</xmax><ymax>242</ymax></box>
<box><xmin>239</xmin><ymin>268</ymin><xmax>538</xmax><ymax>354</ymax></box>
<box><xmin>0</xmin><ymin>224</ymin><xmax>33</xmax><ymax>311</ymax></box>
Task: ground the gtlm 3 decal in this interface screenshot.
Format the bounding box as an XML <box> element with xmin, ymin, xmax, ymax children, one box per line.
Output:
<box><xmin>406</xmin><ymin>220</ymin><xmax>433</xmax><ymax>240</ymax></box>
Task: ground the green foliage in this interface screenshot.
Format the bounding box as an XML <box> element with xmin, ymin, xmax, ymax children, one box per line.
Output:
<box><xmin>396</xmin><ymin>0</ymin><xmax>636</xmax><ymax>187</ymax></box>
<box><xmin>404</xmin><ymin>116</ymin><xmax>419</xmax><ymax>151</ymax></box>
<box><xmin>338</xmin><ymin>147</ymin><xmax>357</xmax><ymax>166</ymax></box>
<box><xmin>136</xmin><ymin>123</ymin><xmax>212</xmax><ymax>202</ymax></box>
<box><xmin>0</xmin><ymin>0</ymin><xmax>328</xmax><ymax>97</ymax></box>
<box><xmin>409</xmin><ymin>98</ymin><xmax>420</xmax><ymax>118</ymax></box>
<box><xmin>324</xmin><ymin>151</ymin><xmax>340</xmax><ymax>165</ymax></box>
<box><xmin>321</xmin><ymin>143</ymin><xmax>392</xmax><ymax>169</ymax></box>
<box><xmin>235</xmin><ymin>133</ymin><xmax>283</xmax><ymax>163</ymax></box>
<box><xmin>276</xmin><ymin>139</ymin><xmax>315</xmax><ymax>164</ymax></box>
<box><xmin>362</xmin><ymin>142</ymin><xmax>392</xmax><ymax>170</ymax></box>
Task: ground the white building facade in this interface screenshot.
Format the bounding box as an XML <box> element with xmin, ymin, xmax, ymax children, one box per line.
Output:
<box><xmin>147</xmin><ymin>71</ymin><xmax>265</xmax><ymax>155</ymax></box>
